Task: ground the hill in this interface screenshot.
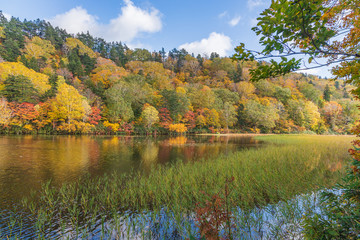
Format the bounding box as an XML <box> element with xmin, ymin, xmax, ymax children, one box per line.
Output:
<box><xmin>0</xmin><ymin>13</ymin><xmax>358</xmax><ymax>134</ymax></box>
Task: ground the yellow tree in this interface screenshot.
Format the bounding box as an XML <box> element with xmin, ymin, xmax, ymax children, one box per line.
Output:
<box><xmin>65</xmin><ymin>38</ymin><xmax>97</xmax><ymax>58</ymax></box>
<box><xmin>90</xmin><ymin>57</ymin><xmax>128</xmax><ymax>88</ymax></box>
<box><xmin>236</xmin><ymin>81</ymin><xmax>256</xmax><ymax>100</ymax></box>
<box><xmin>303</xmin><ymin>101</ymin><xmax>322</xmax><ymax>132</ymax></box>
<box><xmin>0</xmin><ymin>98</ymin><xmax>12</xmax><ymax>127</ymax></box>
<box><xmin>23</xmin><ymin>36</ymin><xmax>55</xmax><ymax>61</ymax></box>
<box><xmin>140</xmin><ymin>104</ymin><xmax>159</xmax><ymax>131</ymax></box>
<box><xmin>52</xmin><ymin>81</ymin><xmax>89</xmax><ymax>132</ymax></box>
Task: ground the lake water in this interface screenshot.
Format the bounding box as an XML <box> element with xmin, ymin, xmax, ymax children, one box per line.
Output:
<box><xmin>0</xmin><ymin>134</ymin><xmax>354</xmax><ymax>239</ymax></box>
<box><xmin>0</xmin><ymin>135</ymin><xmax>262</xmax><ymax>207</ymax></box>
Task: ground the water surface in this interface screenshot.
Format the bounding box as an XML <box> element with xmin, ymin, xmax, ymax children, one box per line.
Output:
<box><xmin>0</xmin><ymin>135</ymin><xmax>261</xmax><ymax>206</ymax></box>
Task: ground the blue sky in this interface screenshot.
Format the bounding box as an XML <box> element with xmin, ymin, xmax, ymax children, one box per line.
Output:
<box><xmin>0</xmin><ymin>0</ymin><xmax>332</xmax><ymax>77</ymax></box>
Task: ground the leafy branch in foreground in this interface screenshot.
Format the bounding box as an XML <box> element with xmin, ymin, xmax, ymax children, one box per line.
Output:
<box><xmin>232</xmin><ymin>0</ymin><xmax>360</xmax><ymax>83</ymax></box>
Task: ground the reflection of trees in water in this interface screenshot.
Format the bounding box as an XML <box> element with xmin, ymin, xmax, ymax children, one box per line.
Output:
<box><xmin>167</xmin><ymin>136</ymin><xmax>187</xmax><ymax>146</ymax></box>
<box><xmin>139</xmin><ymin>140</ymin><xmax>159</xmax><ymax>171</ymax></box>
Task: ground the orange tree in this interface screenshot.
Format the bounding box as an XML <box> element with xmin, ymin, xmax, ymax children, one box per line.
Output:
<box><xmin>233</xmin><ymin>0</ymin><xmax>360</xmax><ymax>238</ymax></box>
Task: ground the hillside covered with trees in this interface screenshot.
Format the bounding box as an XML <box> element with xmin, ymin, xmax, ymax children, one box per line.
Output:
<box><xmin>0</xmin><ymin>12</ymin><xmax>358</xmax><ymax>135</ymax></box>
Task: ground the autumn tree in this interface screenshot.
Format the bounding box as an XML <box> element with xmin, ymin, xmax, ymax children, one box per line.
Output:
<box><xmin>161</xmin><ymin>88</ymin><xmax>190</xmax><ymax>122</ymax></box>
<box><xmin>140</xmin><ymin>104</ymin><xmax>159</xmax><ymax>131</ymax></box>
<box><xmin>0</xmin><ymin>98</ymin><xmax>12</xmax><ymax>127</ymax></box>
<box><xmin>90</xmin><ymin>57</ymin><xmax>128</xmax><ymax>88</ymax></box>
<box><xmin>51</xmin><ymin>81</ymin><xmax>90</xmax><ymax>132</ymax></box>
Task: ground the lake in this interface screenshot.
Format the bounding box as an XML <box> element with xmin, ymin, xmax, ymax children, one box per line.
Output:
<box><xmin>0</xmin><ymin>135</ymin><xmax>262</xmax><ymax>207</ymax></box>
<box><xmin>0</xmin><ymin>134</ymin><xmax>354</xmax><ymax>239</ymax></box>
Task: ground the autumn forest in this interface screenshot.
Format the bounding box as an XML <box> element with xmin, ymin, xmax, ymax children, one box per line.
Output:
<box><xmin>0</xmin><ymin>12</ymin><xmax>358</xmax><ymax>136</ymax></box>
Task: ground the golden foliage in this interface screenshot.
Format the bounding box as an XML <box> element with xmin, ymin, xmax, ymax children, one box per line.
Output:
<box><xmin>0</xmin><ymin>98</ymin><xmax>12</xmax><ymax>126</ymax></box>
<box><xmin>23</xmin><ymin>36</ymin><xmax>55</xmax><ymax>60</ymax></box>
<box><xmin>90</xmin><ymin>57</ymin><xmax>128</xmax><ymax>88</ymax></box>
<box><xmin>0</xmin><ymin>62</ymin><xmax>51</xmax><ymax>94</ymax></box>
<box><xmin>65</xmin><ymin>38</ymin><xmax>97</xmax><ymax>58</ymax></box>
<box><xmin>169</xmin><ymin>123</ymin><xmax>187</xmax><ymax>134</ymax></box>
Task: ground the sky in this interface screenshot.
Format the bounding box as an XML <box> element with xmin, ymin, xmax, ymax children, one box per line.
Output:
<box><xmin>0</xmin><ymin>0</ymin><xmax>333</xmax><ymax>77</ymax></box>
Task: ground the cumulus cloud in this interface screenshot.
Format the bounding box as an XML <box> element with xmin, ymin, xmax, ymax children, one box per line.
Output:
<box><xmin>229</xmin><ymin>16</ymin><xmax>241</xmax><ymax>27</ymax></box>
<box><xmin>179</xmin><ymin>32</ymin><xmax>232</xmax><ymax>57</ymax></box>
<box><xmin>105</xmin><ymin>0</ymin><xmax>162</xmax><ymax>42</ymax></box>
<box><xmin>49</xmin><ymin>7</ymin><xmax>99</xmax><ymax>35</ymax></box>
<box><xmin>247</xmin><ymin>0</ymin><xmax>266</xmax><ymax>10</ymax></box>
<box><xmin>48</xmin><ymin>0</ymin><xmax>162</xmax><ymax>43</ymax></box>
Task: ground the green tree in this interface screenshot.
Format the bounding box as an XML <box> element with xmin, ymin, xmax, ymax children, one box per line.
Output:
<box><xmin>244</xmin><ymin>99</ymin><xmax>279</xmax><ymax>132</ymax></box>
<box><xmin>323</xmin><ymin>84</ymin><xmax>331</xmax><ymax>102</ymax></box>
<box><xmin>1</xmin><ymin>75</ymin><xmax>39</xmax><ymax>103</ymax></box>
<box><xmin>221</xmin><ymin>102</ymin><xmax>238</xmax><ymax>131</ymax></box>
<box><xmin>104</xmin><ymin>83</ymin><xmax>134</xmax><ymax>122</ymax></box>
<box><xmin>161</xmin><ymin>88</ymin><xmax>190</xmax><ymax>122</ymax></box>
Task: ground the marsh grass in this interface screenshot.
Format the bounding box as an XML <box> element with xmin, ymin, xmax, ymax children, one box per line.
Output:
<box><xmin>0</xmin><ymin>135</ymin><xmax>353</xmax><ymax>238</ymax></box>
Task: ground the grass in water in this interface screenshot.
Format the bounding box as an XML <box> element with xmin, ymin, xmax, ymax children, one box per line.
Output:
<box><xmin>1</xmin><ymin>135</ymin><xmax>353</xmax><ymax>239</ymax></box>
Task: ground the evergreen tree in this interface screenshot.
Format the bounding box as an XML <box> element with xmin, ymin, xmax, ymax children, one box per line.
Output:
<box><xmin>68</xmin><ymin>48</ymin><xmax>84</xmax><ymax>77</ymax></box>
<box><xmin>1</xmin><ymin>75</ymin><xmax>39</xmax><ymax>103</ymax></box>
<box><xmin>323</xmin><ymin>84</ymin><xmax>331</xmax><ymax>102</ymax></box>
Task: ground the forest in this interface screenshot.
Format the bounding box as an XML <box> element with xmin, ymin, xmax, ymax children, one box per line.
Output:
<box><xmin>0</xmin><ymin>12</ymin><xmax>358</xmax><ymax>135</ymax></box>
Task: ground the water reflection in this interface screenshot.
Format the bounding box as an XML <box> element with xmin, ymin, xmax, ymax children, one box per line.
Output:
<box><xmin>0</xmin><ymin>135</ymin><xmax>261</xmax><ymax>206</ymax></box>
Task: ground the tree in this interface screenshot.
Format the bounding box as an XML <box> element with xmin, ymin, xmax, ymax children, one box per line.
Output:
<box><xmin>51</xmin><ymin>81</ymin><xmax>89</xmax><ymax>131</ymax></box>
<box><xmin>323</xmin><ymin>84</ymin><xmax>331</xmax><ymax>101</ymax></box>
<box><xmin>243</xmin><ymin>99</ymin><xmax>279</xmax><ymax>132</ymax></box>
<box><xmin>0</xmin><ymin>98</ymin><xmax>12</xmax><ymax>127</ymax></box>
<box><xmin>1</xmin><ymin>75</ymin><xmax>39</xmax><ymax>103</ymax></box>
<box><xmin>161</xmin><ymin>88</ymin><xmax>190</xmax><ymax>122</ymax></box>
<box><xmin>221</xmin><ymin>102</ymin><xmax>237</xmax><ymax>131</ymax></box>
<box><xmin>104</xmin><ymin>83</ymin><xmax>134</xmax><ymax>122</ymax></box>
<box><xmin>140</xmin><ymin>104</ymin><xmax>159</xmax><ymax>130</ymax></box>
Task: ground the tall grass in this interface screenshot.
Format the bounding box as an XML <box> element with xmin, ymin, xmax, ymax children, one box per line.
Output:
<box><xmin>0</xmin><ymin>135</ymin><xmax>353</xmax><ymax>238</ymax></box>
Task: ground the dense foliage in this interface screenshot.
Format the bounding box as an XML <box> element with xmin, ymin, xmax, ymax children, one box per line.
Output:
<box><xmin>0</xmin><ymin>12</ymin><xmax>358</xmax><ymax>135</ymax></box>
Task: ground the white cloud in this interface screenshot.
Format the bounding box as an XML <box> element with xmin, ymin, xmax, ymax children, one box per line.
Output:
<box><xmin>229</xmin><ymin>16</ymin><xmax>241</xmax><ymax>27</ymax></box>
<box><xmin>105</xmin><ymin>0</ymin><xmax>162</xmax><ymax>42</ymax></box>
<box><xmin>218</xmin><ymin>11</ymin><xmax>227</xmax><ymax>19</ymax></box>
<box><xmin>48</xmin><ymin>0</ymin><xmax>162</xmax><ymax>43</ymax></box>
<box><xmin>49</xmin><ymin>7</ymin><xmax>99</xmax><ymax>35</ymax></box>
<box><xmin>247</xmin><ymin>0</ymin><xmax>266</xmax><ymax>10</ymax></box>
<box><xmin>179</xmin><ymin>32</ymin><xmax>232</xmax><ymax>57</ymax></box>
<box><xmin>2</xmin><ymin>12</ymin><xmax>11</xmax><ymax>21</ymax></box>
